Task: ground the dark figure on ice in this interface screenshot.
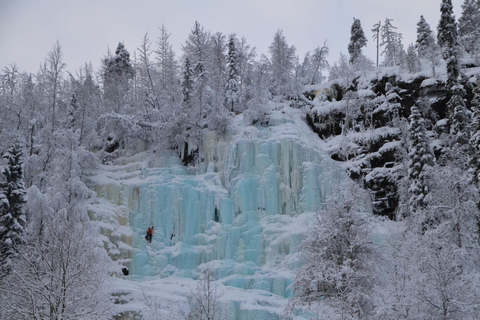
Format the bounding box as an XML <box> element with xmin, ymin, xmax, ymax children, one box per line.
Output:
<box><xmin>145</xmin><ymin>226</ymin><xmax>153</xmax><ymax>243</ymax></box>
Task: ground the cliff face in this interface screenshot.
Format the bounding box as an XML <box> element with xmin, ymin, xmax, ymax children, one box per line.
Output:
<box><xmin>306</xmin><ymin>72</ymin><xmax>476</xmax><ymax>219</ymax></box>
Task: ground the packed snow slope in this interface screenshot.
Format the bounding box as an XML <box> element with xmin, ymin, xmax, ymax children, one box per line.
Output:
<box><xmin>89</xmin><ymin>105</ymin><xmax>363</xmax><ymax>319</ymax></box>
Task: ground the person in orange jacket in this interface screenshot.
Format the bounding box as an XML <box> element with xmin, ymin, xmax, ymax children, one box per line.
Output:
<box><xmin>145</xmin><ymin>226</ymin><xmax>153</xmax><ymax>243</ymax></box>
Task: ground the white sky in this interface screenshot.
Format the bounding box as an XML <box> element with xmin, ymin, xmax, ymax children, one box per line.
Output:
<box><xmin>0</xmin><ymin>0</ymin><xmax>464</xmax><ymax>75</ymax></box>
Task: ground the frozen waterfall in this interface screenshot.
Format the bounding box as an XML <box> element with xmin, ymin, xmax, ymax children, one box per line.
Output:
<box><xmin>90</xmin><ymin>108</ymin><xmax>352</xmax><ymax>319</ymax></box>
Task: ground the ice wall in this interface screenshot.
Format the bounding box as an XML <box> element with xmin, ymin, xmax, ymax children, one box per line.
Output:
<box><xmin>91</xmin><ymin>109</ymin><xmax>351</xmax><ymax>318</ymax></box>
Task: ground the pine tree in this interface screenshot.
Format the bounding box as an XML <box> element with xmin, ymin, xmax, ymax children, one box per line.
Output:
<box><xmin>449</xmin><ymin>85</ymin><xmax>468</xmax><ymax>139</ymax></box>
<box><xmin>0</xmin><ymin>140</ymin><xmax>26</xmax><ymax>271</ymax></box>
<box><xmin>416</xmin><ymin>15</ymin><xmax>436</xmax><ymax>59</ymax></box>
<box><xmin>181</xmin><ymin>57</ymin><xmax>194</xmax><ymax>109</ymax></box>
<box><xmin>103</xmin><ymin>42</ymin><xmax>135</xmax><ymax>111</ymax></box>
<box><xmin>348</xmin><ymin>18</ymin><xmax>368</xmax><ymax>65</ymax></box>
<box><xmin>438</xmin><ymin>0</ymin><xmax>460</xmax><ymax>90</ymax></box>
<box><xmin>226</xmin><ymin>34</ymin><xmax>240</xmax><ymax>112</ymax></box>
<box><xmin>67</xmin><ymin>90</ymin><xmax>78</xmax><ymax>130</ymax></box>
<box><xmin>458</xmin><ymin>0</ymin><xmax>480</xmax><ymax>53</ymax></box>
<box><xmin>408</xmin><ymin>105</ymin><xmax>435</xmax><ymax>213</ymax></box>
<box><xmin>469</xmin><ymin>77</ymin><xmax>480</xmax><ymax>187</ymax></box>
<box><xmin>380</xmin><ymin>18</ymin><xmax>404</xmax><ymax>67</ymax></box>
<box><xmin>183</xmin><ymin>21</ymin><xmax>212</xmax><ymax>127</ymax></box>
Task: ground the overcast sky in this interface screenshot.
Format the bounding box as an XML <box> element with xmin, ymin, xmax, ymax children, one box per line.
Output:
<box><xmin>0</xmin><ymin>0</ymin><xmax>464</xmax><ymax>75</ymax></box>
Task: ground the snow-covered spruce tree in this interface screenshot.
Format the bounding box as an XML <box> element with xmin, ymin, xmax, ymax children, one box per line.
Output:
<box><xmin>458</xmin><ymin>0</ymin><xmax>480</xmax><ymax>54</ymax></box>
<box><xmin>0</xmin><ymin>140</ymin><xmax>26</xmax><ymax>274</ymax></box>
<box><xmin>182</xmin><ymin>57</ymin><xmax>194</xmax><ymax>110</ymax></box>
<box><xmin>286</xmin><ymin>183</ymin><xmax>375</xmax><ymax>319</ymax></box>
<box><xmin>267</xmin><ymin>29</ymin><xmax>297</xmax><ymax>97</ymax></box>
<box><xmin>66</xmin><ymin>89</ymin><xmax>78</xmax><ymax>130</ymax></box>
<box><xmin>416</xmin><ymin>15</ymin><xmax>440</xmax><ymax>77</ymax></box>
<box><xmin>380</xmin><ymin>18</ymin><xmax>405</xmax><ymax>67</ymax></box>
<box><xmin>348</xmin><ymin>18</ymin><xmax>367</xmax><ymax>65</ymax></box>
<box><xmin>176</xmin><ymin>56</ymin><xmax>200</xmax><ymax>162</ymax></box>
<box><xmin>448</xmin><ymin>85</ymin><xmax>469</xmax><ymax>141</ymax></box>
<box><xmin>226</xmin><ymin>33</ymin><xmax>240</xmax><ymax>112</ymax></box>
<box><xmin>103</xmin><ymin>42</ymin><xmax>135</xmax><ymax>112</ymax></box>
<box><xmin>416</xmin><ymin>15</ymin><xmax>436</xmax><ymax>59</ymax></box>
<box><xmin>469</xmin><ymin>76</ymin><xmax>480</xmax><ymax>187</ymax></box>
<box><xmin>438</xmin><ymin>0</ymin><xmax>470</xmax><ymax>140</ymax></box>
<box><xmin>438</xmin><ymin>0</ymin><xmax>460</xmax><ymax>91</ymax></box>
<box><xmin>408</xmin><ymin>104</ymin><xmax>434</xmax><ymax>213</ymax></box>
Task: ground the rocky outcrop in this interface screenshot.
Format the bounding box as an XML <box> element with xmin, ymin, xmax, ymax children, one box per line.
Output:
<box><xmin>306</xmin><ymin>74</ymin><xmax>476</xmax><ymax>219</ymax></box>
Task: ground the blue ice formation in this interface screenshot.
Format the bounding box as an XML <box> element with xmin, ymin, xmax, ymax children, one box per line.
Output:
<box><xmin>92</xmin><ymin>112</ymin><xmax>350</xmax><ymax>318</ymax></box>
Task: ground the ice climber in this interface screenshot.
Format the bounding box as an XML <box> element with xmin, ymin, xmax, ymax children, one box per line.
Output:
<box><xmin>145</xmin><ymin>226</ymin><xmax>153</xmax><ymax>243</ymax></box>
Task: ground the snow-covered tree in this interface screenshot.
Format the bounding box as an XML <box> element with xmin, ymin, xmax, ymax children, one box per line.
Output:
<box><xmin>458</xmin><ymin>0</ymin><xmax>480</xmax><ymax>53</ymax></box>
<box><xmin>406</xmin><ymin>43</ymin><xmax>420</xmax><ymax>73</ymax></box>
<box><xmin>380</xmin><ymin>18</ymin><xmax>405</xmax><ymax>67</ymax></box>
<box><xmin>208</xmin><ymin>32</ymin><xmax>230</xmax><ymax>131</ymax></box>
<box><xmin>156</xmin><ymin>25</ymin><xmax>180</xmax><ymax>110</ymax></box>
<box><xmin>74</xmin><ymin>63</ymin><xmax>102</xmax><ymax>147</ymax></box>
<box><xmin>0</xmin><ymin>213</ymin><xmax>114</xmax><ymax>320</ymax></box>
<box><xmin>182</xmin><ymin>21</ymin><xmax>213</xmax><ymax>130</ymax></box>
<box><xmin>297</xmin><ymin>43</ymin><xmax>329</xmax><ymax>85</ymax></box>
<box><xmin>267</xmin><ymin>29</ymin><xmax>297</xmax><ymax>97</ymax></box>
<box><xmin>348</xmin><ymin>18</ymin><xmax>367</xmax><ymax>65</ymax></box>
<box><xmin>448</xmin><ymin>85</ymin><xmax>469</xmax><ymax>140</ymax></box>
<box><xmin>243</xmin><ymin>61</ymin><xmax>270</xmax><ymax>125</ymax></box>
<box><xmin>414</xmin><ymin>165</ymin><xmax>480</xmax><ymax>319</ymax></box>
<box><xmin>66</xmin><ymin>89</ymin><xmax>78</xmax><ymax>130</ymax></box>
<box><xmin>235</xmin><ymin>37</ymin><xmax>256</xmax><ymax>110</ymax></box>
<box><xmin>372</xmin><ymin>21</ymin><xmax>381</xmax><ymax>67</ymax></box>
<box><xmin>0</xmin><ymin>140</ymin><xmax>26</xmax><ymax>274</ymax></box>
<box><xmin>408</xmin><ymin>104</ymin><xmax>434</xmax><ymax>213</ymax></box>
<box><xmin>182</xmin><ymin>57</ymin><xmax>194</xmax><ymax>110</ymax></box>
<box><xmin>187</xmin><ymin>263</ymin><xmax>228</xmax><ymax>320</ymax></box>
<box><xmin>416</xmin><ymin>15</ymin><xmax>436</xmax><ymax>59</ymax></box>
<box><xmin>137</xmin><ymin>32</ymin><xmax>159</xmax><ymax>111</ymax></box>
<box><xmin>329</xmin><ymin>53</ymin><xmax>353</xmax><ymax>83</ymax></box>
<box><xmin>287</xmin><ymin>183</ymin><xmax>375</xmax><ymax>319</ymax></box>
<box><xmin>226</xmin><ymin>34</ymin><xmax>240</xmax><ymax>112</ymax></box>
<box><xmin>438</xmin><ymin>0</ymin><xmax>460</xmax><ymax>91</ymax></box>
<box><xmin>177</xmin><ymin>56</ymin><xmax>200</xmax><ymax>162</ymax></box>
<box><xmin>469</xmin><ymin>77</ymin><xmax>480</xmax><ymax>186</ymax></box>
<box><xmin>44</xmin><ymin>41</ymin><xmax>66</xmax><ymax>133</ymax></box>
<box><xmin>103</xmin><ymin>42</ymin><xmax>135</xmax><ymax>111</ymax></box>
<box><xmin>374</xmin><ymin>231</ymin><xmax>419</xmax><ymax>319</ymax></box>
<box><xmin>416</xmin><ymin>15</ymin><xmax>440</xmax><ymax>77</ymax></box>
